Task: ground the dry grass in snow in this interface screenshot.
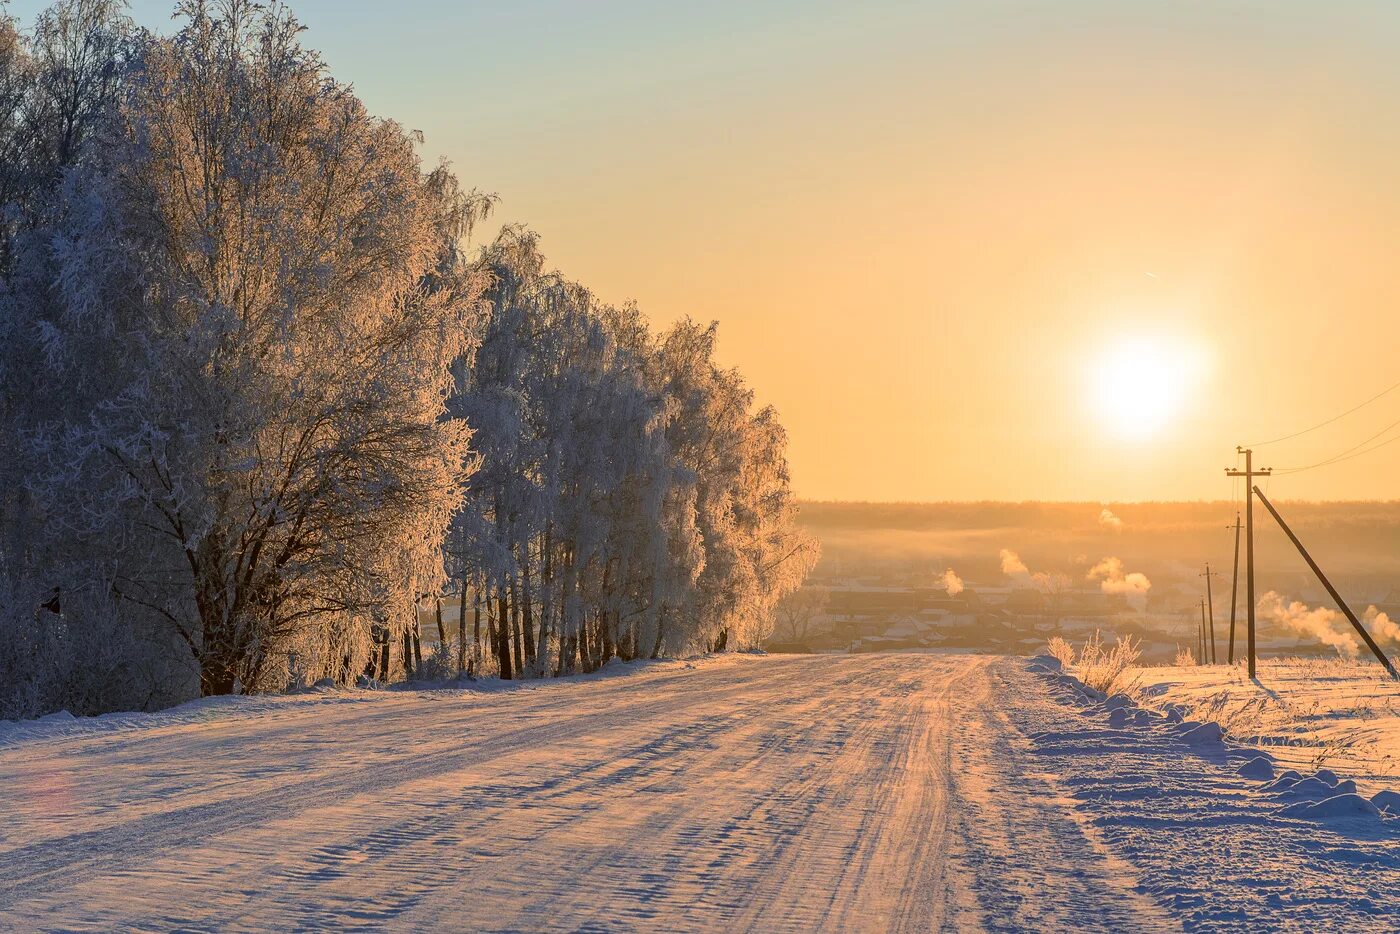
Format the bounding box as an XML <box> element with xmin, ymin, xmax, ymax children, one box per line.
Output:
<box><xmin>1051</xmin><ymin>631</ymin><xmax>1143</xmax><ymax>695</ymax></box>
<box><xmin>1132</xmin><ymin>657</ymin><xmax>1400</xmax><ymax>790</ymax></box>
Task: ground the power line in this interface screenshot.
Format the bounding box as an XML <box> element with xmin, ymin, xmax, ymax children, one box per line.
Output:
<box><xmin>1245</xmin><ymin>376</ymin><xmax>1400</xmax><ymax>448</ymax></box>
<box><xmin>1272</xmin><ymin>416</ymin><xmax>1400</xmax><ymax>475</ymax></box>
<box><xmin>1276</xmin><ymin>431</ymin><xmax>1400</xmax><ymax>475</ymax></box>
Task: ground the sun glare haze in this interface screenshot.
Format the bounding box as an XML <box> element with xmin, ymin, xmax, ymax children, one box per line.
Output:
<box><xmin>1088</xmin><ymin>333</ymin><xmax>1209</xmax><ymax>442</ymax></box>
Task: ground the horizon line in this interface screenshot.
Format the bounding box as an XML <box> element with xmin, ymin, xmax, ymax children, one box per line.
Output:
<box><xmin>796</xmin><ymin>497</ymin><xmax>1400</xmax><ymax>507</ymax></box>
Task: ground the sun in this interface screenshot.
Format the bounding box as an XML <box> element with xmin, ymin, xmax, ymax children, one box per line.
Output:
<box><xmin>1087</xmin><ymin>334</ymin><xmax>1203</xmax><ymax>441</ymax></box>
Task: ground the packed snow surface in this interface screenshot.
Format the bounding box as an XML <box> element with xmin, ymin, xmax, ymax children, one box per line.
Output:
<box><xmin>3</xmin><ymin>653</ymin><xmax>1399</xmax><ymax>931</ymax></box>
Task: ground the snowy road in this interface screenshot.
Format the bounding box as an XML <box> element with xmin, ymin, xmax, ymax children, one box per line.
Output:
<box><xmin>2</xmin><ymin>653</ymin><xmax>1397</xmax><ymax>932</ymax></box>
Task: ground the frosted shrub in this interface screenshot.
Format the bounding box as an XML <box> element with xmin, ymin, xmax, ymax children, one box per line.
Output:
<box><xmin>0</xmin><ymin>570</ymin><xmax>188</xmax><ymax>719</ymax></box>
<box><xmin>1075</xmin><ymin>632</ymin><xmax>1142</xmax><ymax>695</ymax></box>
<box><xmin>1046</xmin><ymin>636</ymin><xmax>1075</xmax><ymax>667</ymax></box>
<box><xmin>1174</xmin><ymin>647</ymin><xmax>1198</xmax><ymax>667</ymax></box>
<box><xmin>413</xmin><ymin>643</ymin><xmax>460</xmax><ymax>682</ymax></box>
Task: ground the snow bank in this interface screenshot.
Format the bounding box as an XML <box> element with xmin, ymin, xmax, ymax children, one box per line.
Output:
<box><xmin>1269</xmin><ymin>777</ymin><xmax>1336</xmax><ymax>802</ymax></box>
<box><xmin>1278</xmin><ymin>793</ymin><xmax>1382</xmax><ymax>822</ymax></box>
<box><xmin>1128</xmin><ymin>658</ymin><xmax>1400</xmax><ymax>794</ymax></box>
<box><xmin>1236</xmin><ymin>756</ymin><xmax>1274</xmax><ymax>780</ymax></box>
<box><xmin>1019</xmin><ymin>655</ymin><xmax>1400</xmax><ymax>928</ymax></box>
<box><xmin>1024</xmin><ymin>656</ymin><xmax>1400</xmax><ymax>836</ymax></box>
<box><xmin>1175</xmin><ymin>722</ymin><xmax>1224</xmax><ymax>747</ymax></box>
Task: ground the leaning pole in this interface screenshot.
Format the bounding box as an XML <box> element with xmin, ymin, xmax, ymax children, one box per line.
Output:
<box><xmin>1252</xmin><ymin>486</ymin><xmax>1398</xmax><ymax>680</ymax></box>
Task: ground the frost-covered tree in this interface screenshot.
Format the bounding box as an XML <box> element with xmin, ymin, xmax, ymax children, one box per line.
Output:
<box><xmin>651</xmin><ymin>320</ymin><xmax>818</xmax><ymax>654</ymax></box>
<box><xmin>1</xmin><ymin>0</ymin><xmax>811</xmax><ymax>717</ymax></box>
<box><xmin>2</xmin><ymin>0</ymin><xmax>488</xmax><ymax>700</ymax></box>
<box><xmin>0</xmin><ymin>0</ymin><xmax>150</xmax><ymax>718</ymax></box>
<box><xmin>0</xmin><ymin>0</ymin><xmax>132</xmax><ymax>275</ymax></box>
<box><xmin>773</xmin><ymin>587</ymin><xmax>830</xmax><ymax>644</ymax></box>
<box><xmin>445</xmin><ymin>232</ymin><xmax>816</xmax><ymax>678</ymax></box>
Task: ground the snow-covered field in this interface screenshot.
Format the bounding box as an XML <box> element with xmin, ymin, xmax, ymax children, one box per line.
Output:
<box><xmin>1132</xmin><ymin>658</ymin><xmax>1400</xmax><ymax>793</ymax></box>
<box><xmin>3</xmin><ymin>653</ymin><xmax>1399</xmax><ymax>932</ymax></box>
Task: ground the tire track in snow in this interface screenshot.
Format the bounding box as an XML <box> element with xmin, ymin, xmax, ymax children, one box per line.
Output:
<box><xmin>3</xmin><ymin>652</ymin><xmax>1296</xmax><ymax>932</ymax></box>
<box><xmin>3</xmin><ymin>655</ymin><xmax>984</xmax><ymax>931</ymax></box>
<box><xmin>945</xmin><ymin>662</ymin><xmax>1179</xmax><ymax>932</ymax></box>
<box><xmin>0</xmin><ymin>658</ymin><xmax>839</xmax><ymax>908</ymax></box>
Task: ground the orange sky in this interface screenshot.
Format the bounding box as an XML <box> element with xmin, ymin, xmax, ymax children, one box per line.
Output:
<box><xmin>21</xmin><ymin>1</ymin><xmax>1400</xmax><ymax>501</ymax></box>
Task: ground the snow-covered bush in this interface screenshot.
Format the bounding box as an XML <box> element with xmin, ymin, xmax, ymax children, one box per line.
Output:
<box><xmin>1074</xmin><ymin>632</ymin><xmax>1142</xmax><ymax>695</ymax></box>
<box><xmin>411</xmin><ymin>642</ymin><xmax>460</xmax><ymax>684</ymax></box>
<box><xmin>0</xmin><ymin>562</ymin><xmax>190</xmax><ymax>719</ymax></box>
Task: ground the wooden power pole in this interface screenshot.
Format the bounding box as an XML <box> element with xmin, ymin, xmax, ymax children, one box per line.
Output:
<box><xmin>1200</xmin><ymin>564</ymin><xmax>1220</xmax><ymax>663</ymax></box>
<box><xmin>1225</xmin><ymin>448</ymin><xmax>1271</xmax><ymax>679</ymax></box>
<box><xmin>1252</xmin><ymin>486</ymin><xmax>1399</xmax><ymax>680</ymax></box>
<box><xmin>1227</xmin><ymin>513</ymin><xmax>1241</xmax><ymax>665</ymax></box>
<box><xmin>1198</xmin><ymin>599</ymin><xmax>1207</xmax><ymax>664</ymax></box>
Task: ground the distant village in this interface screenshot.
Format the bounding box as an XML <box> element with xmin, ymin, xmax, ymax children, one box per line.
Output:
<box><xmin>767</xmin><ymin>581</ymin><xmax>1147</xmax><ymax>656</ymax></box>
<box><xmin>766</xmin><ymin>572</ymin><xmax>1400</xmax><ymax>662</ymax></box>
<box><xmin>793</xmin><ymin>502</ymin><xmax>1400</xmax><ymax>664</ymax></box>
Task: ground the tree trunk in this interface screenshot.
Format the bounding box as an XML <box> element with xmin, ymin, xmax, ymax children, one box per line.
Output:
<box><xmin>601</xmin><ymin>613</ymin><xmax>616</xmax><ymax>664</ymax></box>
<box><xmin>496</xmin><ymin>583</ymin><xmax>513</xmax><ymax>680</ymax></box>
<box><xmin>578</xmin><ymin>615</ymin><xmax>590</xmax><ymax>672</ymax></box>
<box><xmin>471</xmin><ymin>582</ymin><xmax>482</xmax><ymax>675</ymax></box>
<box><xmin>510</xmin><ymin>574</ymin><xmax>525</xmax><ymax>676</ymax></box>
<box><xmin>457</xmin><ymin>579</ymin><xmax>468</xmax><ymax>674</ymax></box>
<box><xmin>513</xmin><ymin>612</ymin><xmax>525</xmax><ymax>675</ymax></box>
<box><xmin>650</xmin><ymin>608</ymin><xmax>666</xmax><ymax>659</ymax></box>
<box><xmin>538</xmin><ymin>523</ymin><xmax>553</xmax><ymax>658</ymax></box>
<box><xmin>520</xmin><ymin>542</ymin><xmax>536</xmax><ymax>669</ymax></box>
<box><xmin>558</xmin><ymin>633</ymin><xmax>577</xmax><ymax>677</ymax></box>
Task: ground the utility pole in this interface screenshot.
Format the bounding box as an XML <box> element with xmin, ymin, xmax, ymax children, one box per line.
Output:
<box><xmin>1200</xmin><ymin>564</ymin><xmax>1220</xmax><ymax>663</ymax></box>
<box><xmin>1252</xmin><ymin>486</ymin><xmax>1398</xmax><ymax>680</ymax></box>
<box><xmin>1227</xmin><ymin>513</ymin><xmax>1241</xmax><ymax>665</ymax></box>
<box><xmin>1226</xmin><ymin>449</ymin><xmax>1271</xmax><ymax>679</ymax></box>
<box><xmin>1198</xmin><ymin>599</ymin><xmax>1207</xmax><ymax>664</ymax></box>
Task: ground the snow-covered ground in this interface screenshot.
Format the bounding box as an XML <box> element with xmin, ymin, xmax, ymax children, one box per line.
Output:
<box><xmin>1131</xmin><ymin>658</ymin><xmax>1400</xmax><ymax>794</ymax></box>
<box><xmin>2</xmin><ymin>653</ymin><xmax>1398</xmax><ymax>931</ymax></box>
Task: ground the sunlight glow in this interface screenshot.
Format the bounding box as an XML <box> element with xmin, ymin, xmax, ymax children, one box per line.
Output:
<box><xmin>1087</xmin><ymin>334</ymin><xmax>1203</xmax><ymax>442</ymax></box>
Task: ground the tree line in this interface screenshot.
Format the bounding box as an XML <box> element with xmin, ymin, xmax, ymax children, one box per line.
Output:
<box><xmin>0</xmin><ymin>0</ymin><xmax>816</xmax><ymax>718</ymax></box>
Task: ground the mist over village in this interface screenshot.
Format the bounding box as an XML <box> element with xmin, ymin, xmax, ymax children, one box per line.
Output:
<box><xmin>788</xmin><ymin>502</ymin><xmax>1400</xmax><ymax>662</ymax></box>
<box><xmin>4</xmin><ymin>1</ymin><xmax>1400</xmax><ymax>932</ymax></box>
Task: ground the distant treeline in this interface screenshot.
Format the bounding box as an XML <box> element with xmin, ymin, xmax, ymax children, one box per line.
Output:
<box><xmin>801</xmin><ymin>500</ymin><xmax>1400</xmax><ymax>588</ymax></box>
<box><xmin>0</xmin><ymin>1</ymin><xmax>815</xmax><ymax>718</ymax></box>
<box><xmin>800</xmin><ymin>500</ymin><xmax>1400</xmax><ymax>532</ymax></box>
